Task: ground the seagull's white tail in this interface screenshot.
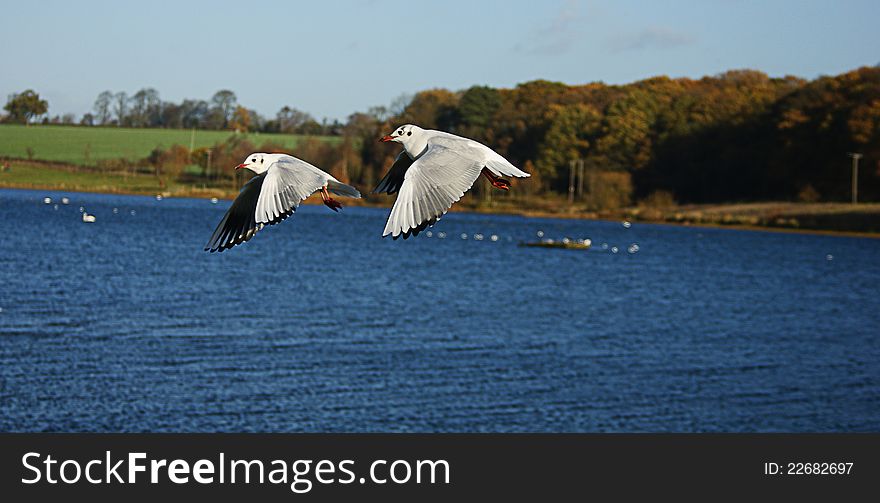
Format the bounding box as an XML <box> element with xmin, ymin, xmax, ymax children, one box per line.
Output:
<box><xmin>327</xmin><ymin>180</ymin><xmax>361</xmax><ymax>198</ymax></box>
<box><xmin>486</xmin><ymin>157</ymin><xmax>530</xmax><ymax>178</ymax></box>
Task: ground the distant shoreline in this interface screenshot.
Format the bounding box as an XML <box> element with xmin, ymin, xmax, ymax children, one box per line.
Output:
<box><xmin>4</xmin><ymin>181</ymin><xmax>878</xmax><ymax>240</ymax></box>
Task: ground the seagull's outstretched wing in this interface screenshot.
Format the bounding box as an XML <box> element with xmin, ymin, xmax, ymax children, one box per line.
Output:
<box><xmin>373</xmin><ymin>150</ymin><xmax>413</xmax><ymax>195</ymax></box>
<box><xmin>204</xmin><ymin>172</ymin><xmax>268</xmax><ymax>252</ymax></box>
<box><xmin>205</xmin><ymin>155</ymin><xmax>342</xmax><ymax>253</ymax></box>
<box><xmin>253</xmin><ymin>155</ymin><xmax>331</xmax><ymax>225</ymax></box>
<box><xmin>382</xmin><ymin>143</ymin><xmax>484</xmax><ymax>240</ymax></box>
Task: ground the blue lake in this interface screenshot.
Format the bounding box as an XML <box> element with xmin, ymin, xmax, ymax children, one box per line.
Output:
<box><xmin>0</xmin><ymin>188</ymin><xmax>878</xmax><ymax>432</ymax></box>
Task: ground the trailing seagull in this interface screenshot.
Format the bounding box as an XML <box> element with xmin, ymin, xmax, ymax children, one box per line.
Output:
<box><xmin>375</xmin><ymin>124</ymin><xmax>529</xmax><ymax>239</ymax></box>
<box><xmin>204</xmin><ymin>152</ymin><xmax>360</xmax><ymax>252</ymax></box>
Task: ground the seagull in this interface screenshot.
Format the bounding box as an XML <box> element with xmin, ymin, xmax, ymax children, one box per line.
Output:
<box><xmin>204</xmin><ymin>152</ymin><xmax>361</xmax><ymax>252</ymax></box>
<box><xmin>375</xmin><ymin>124</ymin><xmax>529</xmax><ymax>239</ymax></box>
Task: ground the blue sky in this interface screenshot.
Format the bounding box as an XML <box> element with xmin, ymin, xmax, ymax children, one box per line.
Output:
<box><xmin>2</xmin><ymin>0</ymin><xmax>878</xmax><ymax>122</ymax></box>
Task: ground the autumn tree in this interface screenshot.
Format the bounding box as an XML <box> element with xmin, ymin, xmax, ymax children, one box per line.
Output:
<box><xmin>458</xmin><ymin>85</ymin><xmax>501</xmax><ymax>129</ymax></box>
<box><xmin>536</xmin><ymin>103</ymin><xmax>602</xmax><ymax>189</ymax></box>
<box><xmin>398</xmin><ymin>89</ymin><xmax>459</xmax><ymax>129</ymax></box>
<box><xmin>848</xmin><ymin>99</ymin><xmax>880</xmax><ymax>145</ymax></box>
<box><xmin>229</xmin><ymin>105</ymin><xmax>252</xmax><ymax>132</ymax></box>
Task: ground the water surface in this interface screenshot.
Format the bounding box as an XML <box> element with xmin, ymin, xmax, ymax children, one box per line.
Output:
<box><xmin>1</xmin><ymin>189</ymin><xmax>878</xmax><ymax>431</ymax></box>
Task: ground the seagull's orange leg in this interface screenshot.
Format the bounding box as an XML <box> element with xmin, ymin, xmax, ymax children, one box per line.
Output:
<box><xmin>482</xmin><ymin>168</ymin><xmax>511</xmax><ymax>191</ymax></box>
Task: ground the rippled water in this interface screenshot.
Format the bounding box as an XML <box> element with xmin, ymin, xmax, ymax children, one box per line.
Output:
<box><xmin>1</xmin><ymin>189</ymin><xmax>878</xmax><ymax>432</ymax></box>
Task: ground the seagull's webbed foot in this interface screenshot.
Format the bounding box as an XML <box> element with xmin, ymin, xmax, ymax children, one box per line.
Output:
<box><xmin>482</xmin><ymin>169</ymin><xmax>511</xmax><ymax>191</ymax></box>
<box><xmin>320</xmin><ymin>186</ymin><xmax>343</xmax><ymax>212</ymax></box>
<box><xmin>324</xmin><ymin>198</ymin><xmax>343</xmax><ymax>212</ymax></box>
<box><xmin>491</xmin><ymin>178</ymin><xmax>511</xmax><ymax>191</ymax></box>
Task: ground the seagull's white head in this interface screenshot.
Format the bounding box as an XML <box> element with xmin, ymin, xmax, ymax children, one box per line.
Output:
<box><xmin>235</xmin><ymin>153</ymin><xmax>272</xmax><ymax>175</ymax></box>
<box><xmin>380</xmin><ymin>124</ymin><xmax>428</xmax><ymax>157</ymax></box>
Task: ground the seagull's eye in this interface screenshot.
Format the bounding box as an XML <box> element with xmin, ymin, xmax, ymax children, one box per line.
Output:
<box><xmin>251</xmin><ymin>158</ymin><xmax>256</xmax><ymax>163</ymax></box>
<box><xmin>407</xmin><ymin>131</ymin><xmax>412</xmax><ymax>136</ymax></box>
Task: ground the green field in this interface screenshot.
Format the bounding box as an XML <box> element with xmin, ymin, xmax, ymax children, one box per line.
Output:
<box><xmin>0</xmin><ymin>124</ymin><xmax>340</xmax><ymax>166</ymax></box>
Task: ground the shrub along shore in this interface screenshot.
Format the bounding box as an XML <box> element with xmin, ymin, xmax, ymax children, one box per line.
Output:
<box><xmin>3</xmin><ymin>159</ymin><xmax>877</xmax><ymax>237</ymax></box>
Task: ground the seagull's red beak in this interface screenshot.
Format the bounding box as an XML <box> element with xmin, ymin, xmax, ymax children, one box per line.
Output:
<box><xmin>379</xmin><ymin>135</ymin><xmax>396</xmax><ymax>142</ymax></box>
<box><xmin>235</xmin><ymin>163</ymin><xmax>248</xmax><ymax>170</ymax></box>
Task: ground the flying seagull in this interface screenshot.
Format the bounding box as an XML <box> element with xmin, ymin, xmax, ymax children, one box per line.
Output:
<box><xmin>205</xmin><ymin>152</ymin><xmax>360</xmax><ymax>252</ymax></box>
<box><xmin>375</xmin><ymin>124</ymin><xmax>529</xmax><ymax>239</ymax></box>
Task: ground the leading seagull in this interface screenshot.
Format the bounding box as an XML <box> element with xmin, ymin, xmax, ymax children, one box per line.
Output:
<box><xmin>376</xmin><ymin>124</ymin><xmax>530</xmax><ymax>239</ymax></box>
<box><xmin>204</xmin><ymin>152</ymin><xmax>360</xmax><ymax>252</ymax></box>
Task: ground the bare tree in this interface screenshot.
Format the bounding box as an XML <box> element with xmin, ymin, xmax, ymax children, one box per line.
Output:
<box><xmin>211</xmin><ymin>90</ymin><xmax>237</xmax><ymax>129</ymax></box>
<box><xmin>129</xmin><ymin>88</ymin><xmax>160</xmax><ymax>127</ymax></box>
<box><xmin>113</xmin><ymin>91</ymin><xmax>128</xmax><ymax>126</ymax></box>
<box><xmin>367</xmin><ymin>105</ymin><xmax>390</xmax><ymax>122</ymax></box>
<box><xmin>276</xmin><ymin>106</ymin><xmax>315</xmax><ymax>133</ymax></box>
<box><xmin>94</xmin><ymin>91</ymin><xmax>113</xmax><ymax>125</ymax></box>
<box><xmin>389</xmin><ymin>93</ymin><xmax>413</xmax><ymax>117</ymax></box>
<box><xmin>181</xmin><ymin>99</ymin><xmax>209</xmax><ymax>129</ymax></box>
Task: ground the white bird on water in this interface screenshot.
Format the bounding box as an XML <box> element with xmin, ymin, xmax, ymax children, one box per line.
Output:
<box><xmin>82</xmin><ymin>211</ymin><xmax>96</xmax><ymax>223</ymax></box>
<box><xmin>204</xmin><ymin>152</ymin><xmax>360</xmax><ymax>252</ymax></box>
<box><xmin>375</xmin><ymin>124</ymin><xmax>530</xmax><ymax>239</ymax></box>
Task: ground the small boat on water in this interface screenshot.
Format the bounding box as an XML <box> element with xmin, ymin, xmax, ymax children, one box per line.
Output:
<box><xmin>520</xmin><ymin>238</ymin><xmax>591</xmax><ymax>250</ymax></box>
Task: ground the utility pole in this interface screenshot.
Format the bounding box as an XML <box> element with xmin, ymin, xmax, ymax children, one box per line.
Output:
<box><xmin>568</xmin><ymin>160</ymin><xmax>576</xmax><ymax>204</ymax></box>
<box><xmin>848</xmin><ymin>152</ymin><xmax>862</xmax><ymax>204</ymax></box>
<box><xmin>576</xmin><ymin>160</ymin><xmax>585</xmax><ymax>199</ymax></box>
<box><xmin>206</xmin><ymin>149</ymin><xmax>212</xmax><ymax>181</ymax></box>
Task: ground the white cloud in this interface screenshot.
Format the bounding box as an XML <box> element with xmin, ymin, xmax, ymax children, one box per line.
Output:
<box><xmin>514</xmin><ymin>0</ymin><xmax>585</xmax><ymax>55</ymax></box>
<box><xmin>608</xmin><ymin>26</ymin><xmax>695</xmax><ymax>53</ymax></box>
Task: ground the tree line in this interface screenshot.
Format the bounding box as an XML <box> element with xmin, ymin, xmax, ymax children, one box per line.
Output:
<box><xmin>4</xmin><ymin>65</ymin><xmax>879</xmax><ymax>205</ymax></box>
<box><xmin>350</xmin><ymin>66</ymin><xmax>879</xmax><ymax>205</ymax></box>
<box><xmin>3</xmin><ymin>88</ymin><xmax>337</xmax><ymax>134</ymax></box>
<box><xmin>86</xmin><ymin>88</ymin><xmax>339</xmax><ymax>134</ymax></box>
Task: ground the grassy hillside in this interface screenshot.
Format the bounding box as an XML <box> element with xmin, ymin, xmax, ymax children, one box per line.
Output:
<box><xmin>0</xmin><ymin>161</ymin><xmax>192</xmax><ymax>195</ymax></box>
<box><xmin>0</xmin><ymin>160</ymin><xmax>354</xmax><ymax>202</ymax></box>
<box><xmin>0</xmin><ymin>124</ymin><xmax>340</xmax><ymax>166</ymax></box>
